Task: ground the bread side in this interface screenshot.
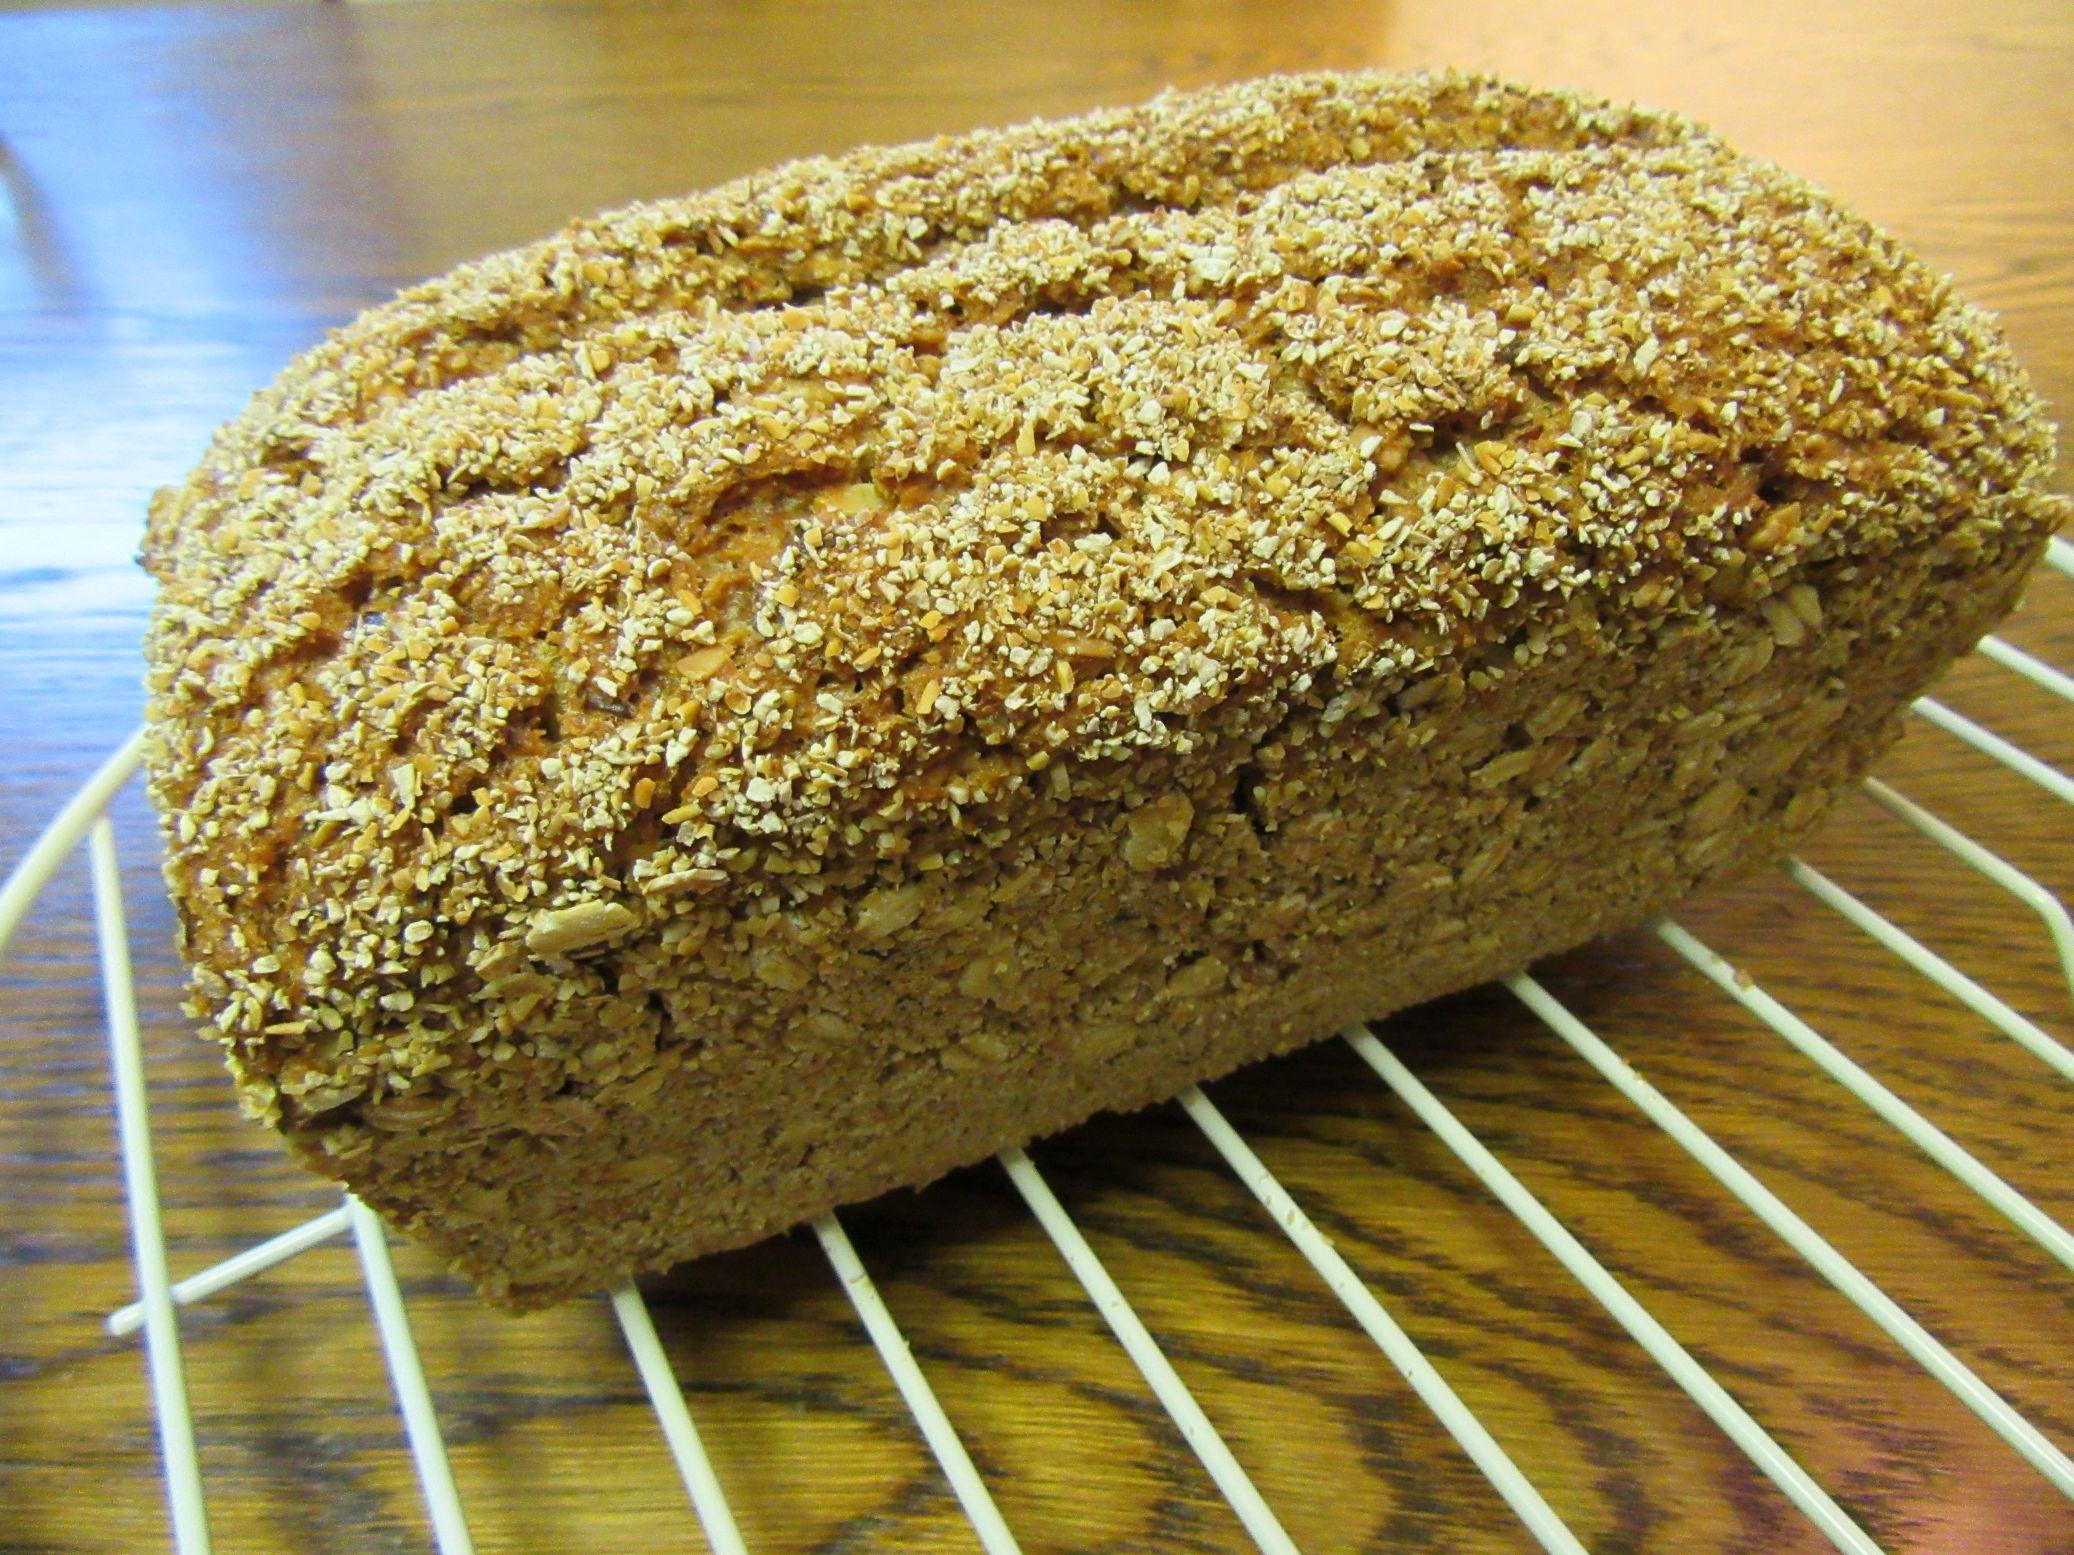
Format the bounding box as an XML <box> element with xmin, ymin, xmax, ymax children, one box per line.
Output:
<box><xmin>334</xmin><ymin>533</ymin><xmax>2034</xmax><ymax>1305</ymax></box>
<box><xmin>139</xmin><ymin>71</ymin><xmax>2064</xmax><ymax>1306</ymax></box>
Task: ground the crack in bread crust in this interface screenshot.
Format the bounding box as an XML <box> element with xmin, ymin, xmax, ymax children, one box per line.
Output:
<box><xmin>139</xmin><ymin>70</ymin><xmax>2064</xmax><ymax>1304</ymax></box>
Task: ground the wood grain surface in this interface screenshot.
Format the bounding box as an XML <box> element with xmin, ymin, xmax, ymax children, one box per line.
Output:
<box><xmin>1</xmin><ymin>2</ymin><xmax>2068</xmax><ymax>1552</ymax></box>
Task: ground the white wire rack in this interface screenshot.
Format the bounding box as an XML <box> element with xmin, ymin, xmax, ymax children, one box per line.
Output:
<box><xmin>3</xmin><ymin>534</ymin><xmax>2071</xmax><ymax>1555</ymax></box>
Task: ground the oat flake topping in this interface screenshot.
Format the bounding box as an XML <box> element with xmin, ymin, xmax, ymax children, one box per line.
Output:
<box><xmin>141</xmin><ymin>70</ymin><xmax>2059</xmax><ymax>1119</ymax></box>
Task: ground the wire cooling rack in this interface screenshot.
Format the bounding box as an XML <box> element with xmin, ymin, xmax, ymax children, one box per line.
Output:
<box><xmin>2</xmin><ymin>538</ymin><xmax>2071</xmax><ymax>1555</ymax></box>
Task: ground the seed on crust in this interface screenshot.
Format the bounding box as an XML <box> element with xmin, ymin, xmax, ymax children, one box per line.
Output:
<box><xmin>526</xmin><ymin>900</ymin><xmax>638</xmax><ymax>956</ymax></box>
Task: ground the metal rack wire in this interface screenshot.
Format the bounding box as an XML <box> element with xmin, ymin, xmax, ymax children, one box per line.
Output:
<box><xmin>3</xmin><ymin>536</ymin><xmax>2070</xmax><ymax>1555</ymax></box>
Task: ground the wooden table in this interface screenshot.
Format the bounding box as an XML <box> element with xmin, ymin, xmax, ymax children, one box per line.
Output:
<box><xmin>2</xmin><ymin>2</ymin><xmax>2068</xmax><ymax>1551</ymax></box>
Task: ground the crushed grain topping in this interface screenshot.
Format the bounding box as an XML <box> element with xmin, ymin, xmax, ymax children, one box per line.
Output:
<box><xmin>140</xmin><ymin>70</ymin><xmax>2061</xmax><ymax>1119</ymax></box>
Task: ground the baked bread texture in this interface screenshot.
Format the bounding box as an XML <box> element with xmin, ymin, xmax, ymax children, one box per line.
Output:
<box><xmin>141</xmin><ymin>71</ymin><xmax>2062</xmax><ymax>1307</ymax></box>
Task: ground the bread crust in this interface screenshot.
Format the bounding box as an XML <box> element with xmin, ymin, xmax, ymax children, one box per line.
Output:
<box><xmin>140</xmin><ymin>71</ymin><xmax>2062</xmax><ymax>1305</ymax></box>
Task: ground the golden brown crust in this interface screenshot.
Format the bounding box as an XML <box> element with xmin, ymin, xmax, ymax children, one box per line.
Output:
<box><xmin>140</xmin><ymin>70</ymin><xmax>2062</xmax><ymax>1302</ymax></box>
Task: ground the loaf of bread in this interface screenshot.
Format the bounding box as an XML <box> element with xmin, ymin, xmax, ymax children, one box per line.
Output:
<box><xmin>142</xmin><ymin>71</ymin><xmax>2061</xmax><ymax>1307</ymax></box>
